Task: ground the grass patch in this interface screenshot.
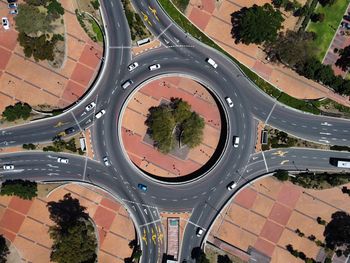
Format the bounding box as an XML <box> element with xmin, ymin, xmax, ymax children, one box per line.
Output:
<box><xmin>158</xmin><ymin>0</ymin><xmax>330</xmax><ymax>115</ymax></box>
<box><xmin>37</xmin><ymin>183</ymin><xmax>63</xmax><ymax>198</ymax></box>
<box><xmin>172</xmin><ymin>0</ymin><xmax>190</xmax><ymax>12</ymax></box>
<box><xmin>90</xmin><ymin>19</ymin><xmax>103</xmax><ymax>42</ymax></box>
<box><xmin>290</xmin><ymin>171</ymin><xmax>350</xmax><ymax>189</ymax></box>
<box><xmin>307</xmin><ymin>0</ymin><xmax>349</xmax><ymax>60</ymax></box>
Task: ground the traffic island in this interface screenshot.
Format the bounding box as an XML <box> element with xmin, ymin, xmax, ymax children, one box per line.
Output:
<box><xmin>120</xmin><ymin>75</ymin><xmax>227</xmax><ymax>182</ymax></box>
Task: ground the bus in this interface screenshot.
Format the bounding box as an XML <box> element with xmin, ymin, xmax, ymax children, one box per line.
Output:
<box><xmin>330</xmin><ymin>158</ymin><xmax>350</xmax><ymax>168</ymax></box>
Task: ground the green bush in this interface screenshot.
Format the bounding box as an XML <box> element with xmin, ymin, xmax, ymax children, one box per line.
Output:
<box><xmin>23</xmin><ymin>143</ymin><xmax>36</xmax><ymax>150</ymax></box>
<box><xmin>90</xmin><ymin>0</ymin><xmax>100</xmax><ymax>10</ymax></box>
<box><xmin>273</xmin><ymin>170</ymin><xmax>289</xmax><ymax>181</ymax></box>
<box><xmin>2</xmin><ymin>102</ymin><xmax>32</xmax><ymax>121</ymax></box>
<box><xmin>15</xmin><ymin>4</ymin><xmax>52</xmax><ymax>34</ymax></box>
<box><xmin>18</xmin><ymin>33</ymin><xmax>56</xmax><ymax>62</ymax></box>
<box><xmin>47</xmin><ymin>0</ymin><xmax>64</xmax><ymax>18</ymax></box>
<box><xmin>0</xmin><ymin>179</ymin><xmax>37</xmax><ymax>200</ymax></box>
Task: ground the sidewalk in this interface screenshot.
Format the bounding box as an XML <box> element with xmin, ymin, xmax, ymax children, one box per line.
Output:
<box><xmin>185</xmin><ymin>0</ymin><xmax>350</xmax><ymax>106</ymax></box>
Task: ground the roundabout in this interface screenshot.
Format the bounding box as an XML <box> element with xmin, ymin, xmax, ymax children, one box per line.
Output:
<box><xmin>120</xmin><ymin>75</ymin><xmax>227</xmax><ymax>182</ymax></box>
<box><xmin>0</xmin><ymin>0</ymin><xmax>350</xmax><ymax>262</ymax></box>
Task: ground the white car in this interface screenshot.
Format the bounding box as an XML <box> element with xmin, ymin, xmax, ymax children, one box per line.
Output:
<box><xmin>227</xmin><ymin>181</ymin><xmax>237</xmax><ymax>191</ymax></box>
<box><xmin>206</xmin><ymin>58</ymin><xmax>218</xmax><ymax>68</ymax></box>
<box><xmin>57</xmin><ymin>157</ymin><xmax>69</xmax><ymax>164</ymax></box>
<box><xmin>85</xmin><ymin>102</ymin><xmax>96</xmax><ymax>112</ymax></box>
<box><xmin>2</xmin><ymin>17</ymin><xmax>9</xmax><ymax>30</ymax></box>
<box><xmin>95</xmin><ymin>109</ymin><xmax>106</xmax><ymax>119</ymax></box>
<box><xmin>128</xmin><ymin>62</ymin><xmax>139</xmax><ymax>71</ymax></box>
<box><xmin>225</xmin><ymin>97</ymin><xmax>234</xmax><ymax>108</ymax></box>
<box><xmin>103</xmin><ymin>156</ymin><xmax>110</xmax><ymax>166</ymax></box>
<box><xmin>149</xmin><ymin>64</ymin><xmax>161</xmax><ymax>71</ymax></box>
<box><xmin>196</xmin><ymin>227</ymin><xmax>204</xmax><ymax>237</ymax></box>
<box><xmin>3</xmin><ymin>164</ymin><xmax>14</xmax><ymax>170</ymax></box>
<box><xmin>233</xmin><ymin>136</ymin><xmax>240</xmax><ymax>148</ymax></box>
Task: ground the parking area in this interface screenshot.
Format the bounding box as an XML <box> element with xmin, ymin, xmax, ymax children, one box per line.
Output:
<box><xmin>323</xmin><ymin>4</ymin><xmax>350</xmax><ymax>77</ymax></box>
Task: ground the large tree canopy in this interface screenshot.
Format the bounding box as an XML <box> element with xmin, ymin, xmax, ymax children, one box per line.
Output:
<box><xmin>145</xmin><ymin>98</ymin><xmax>205</xmax><ymax>154</ymax></box>
<box><xmin>264</xmin><ymin>30</ymin><xmax>316</xmax><ymax>67</ymax></box>
<box><xmin>324</xmin><ymin>211</ymin><xmax>350</xmax><ymax>255</ymax></box>
<box><xmin>231</xmin><ymin>3</ymin><xmax>284</xmax><ymax>45</ymax></box>
<box><xmin>0</xmin><ymin>235</ymin><xmax>9</xmax><ymax>263</ymax></box>
<box><xmin>0</xmin><ymin>179</ymin><xmax>37</xmax><ymax>200</ymax></box>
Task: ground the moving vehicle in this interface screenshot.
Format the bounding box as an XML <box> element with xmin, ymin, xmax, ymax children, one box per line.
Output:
<box><xmin>233</xmin><ymin>136</ymin><xmax>240</xmax><ymax>148</ymax></box>
<box><xmin>196</xmin><ymin>227</ymin><xmax>204</xmax><ymax>237</ymax></box>
<box><xmin>206</xmin><ymin>58</ymin><xmax>218</xmax><ymax>68</ymax></box>
<box><xmin>2</xmin><ymin>17</ymin><xmax>9</xmax><ymax>30</ymax></box>
<box><xmin>103</xmin><ymin>156</ymin><xmax>110</xmax><ymax>166</ymax></box>
<box><xmin>227</xmin><ymin>181</ymin><xmax>237</xmax><ymax>191</ymax></box>
<box><xmin>64</xmin><ymin>127</ymin><xmax>75</xmax><ymax>135</ymax></box>
<box><xmin>122</xmin><ymin>80</ymin><xmax>133</xmax><ymax>89</ymax></box>
<box><xmin>128</xmin><ymin>62</ymin><xmax>139</xmax><ymax>71</ymax></box>
<box><xmin>57</xmin><ymin>157</ymin><xmax>69</xmax><ymax>164</ymax></box>
<box><xmin>330</xmin><ymin>158</ymin><xmax>350</xmax><ymax>168</ymax></box>
<box><xmin>225</xmin><ymin>97</ymin><xmax>234</xmax><ymax>108</ymax></box>
<box><xmin>138</xmin><ymin>183</ymin><xmax>147</xmax><ymax>192</ymax></box>
<box><xmin>341</xmin><ymin>22</ymin><xmax>350</xmax><ymax>30</ymax></box>
<box><xmin>149</xmin><ymin>64</ymin><xmax>160</xmax><ymax>71</ymax></box>
<box><xmin>95</xmin><ymin>109</ymin><xmax>106</xmax><ymax>119</ymax></box>
<box><xmin>85</xmin><ymin>102</ymin><xmax>96</xmax><ymax>112</ymax></box>
<box><xmin>3</xmin><ymin>164</ymin><xmax>14</xmax><ymax>170</ymax></box>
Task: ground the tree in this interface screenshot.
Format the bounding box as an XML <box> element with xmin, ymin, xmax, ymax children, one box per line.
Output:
<box><xmin>0</xmin><ymin>179</ymin><xmax>37</xmax><ymax>200</ymax></box>
<box><xmin>191</xmin><ymin>247</ymin><xmax>209</xmax><ymax>263</ymax></box>
<box><xmin>273</xmin><ymin>170</ymin><xmax>289</xmax><ymax>181</ymax></box>
<box><xmin>47</xmin><ymin>0</ymin><xmax>64</xmax><ymax>19</ymax></box>
<box><xmin>231</xmin><ymin>4</ymin><xmax>284</xmax><ymax>45</ymax></box>
<box><xmin>336</xmin><ymin>45</ymin><xmax>350</xmax><ymax>71</ymax></box>
<box><xmin>318</xmin><ymin>0</ymin><xmax>336</xmax><ymax>7</ymax></box>
<box><xmin>2</xmin><ymin>102</ymin><xmax>32</xmax><ymax>121</ymax></box>
<box><xmin>217</xmin><ymin>255</ymin><xmax>232</xmax><ymax>263</ymax></box>
<box><xmin>49</xmin><ymin>220</ymin><xmax>97</xmax><ymax>263</ymax></box>
<box><xmin>145</xmin><ymin>98</ymin><xmax>205</xmax><ymax>153</ymax></box>
<box><xmin>18</xmin><ymin>32</ymin><xmax>56</xmax><ymax>62</ymax></box>
<box><xmin>310</xmin><ymin>13</ymin><xmax>325</xmax><ymax>22</ymax></box>
<box><xmin>145</xmin><ymin>106</ymin><xmax>176</xmax><ymax>153</ymax></box>
<box><xmin>47</xmin><ymin>193</ymin><xmax>89</xmax><ymax>231</ymax></box>
<box><xmin>264</xmin><ymin>30</ymin><xmax>315</xmax><ymax>67</ymax></box>
<box><xmin>181</xmin><ymin>112</ymin><xmax>205</xmax><ymax>148</ymax></box>
<box><xmin>24</xmin><ymin>0</ymin><xmax>51</xmax><ymax>6</ymax></box>
<box><xmin>15</xmin><ymin>4</ymin><xmax>52</xmax><ymax>35</ymax></box>
<box><xmin>0</xmin><ymin>235</ymin><xmax>9</xmax><ymax>263</ymax></box>
<box><xmin>324</xmin><ymin>211</ymin><xmax>350</xmax><ymax>252</ymax></box>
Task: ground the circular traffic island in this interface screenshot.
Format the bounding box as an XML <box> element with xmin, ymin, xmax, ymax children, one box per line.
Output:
<box><xmin>120</xmin><ymin>76</ymin><xmax>227</xmax><ymax>182</ymax></box>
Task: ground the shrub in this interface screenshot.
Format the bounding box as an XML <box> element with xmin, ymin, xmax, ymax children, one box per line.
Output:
<box><xmin>90</xmin><ymin>0</ymin><xmax>100</xmax><ymax>9</ymax></box>
<box><xmin>273</xmin><ymin>170</ymin><xmax>289</xmax><ymax>181</ymax></box>
<box><xmin>0</xmin><ymin>179</ymin><xmax>37</xmax><ymax>200</ymax></box>
<box><xmin>2</xmin><ymin>102</ymin><xmax>32</xmax><ymax>121</ymax></box>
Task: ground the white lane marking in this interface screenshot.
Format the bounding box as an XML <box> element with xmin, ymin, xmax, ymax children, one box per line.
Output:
<box><xmin>320</xmin><ymin>132</ymin><xmax>331</xmax><ymax>135</ymax></box>
<box><xmin>156</xmin><ymin>24</ymin><xmax>172</xmax><ymax>39</ymax></box>
<box><xmin>319</xmin><ymin>139</ymin><xmax>330</xmax><ymax>143</ymax></box>
<box><xmin>261</xmin><ymin>151</ymin><xmax>269</xmax><ymax>173</ymax></box>
<box><xmin>321</xmin><ymin>122</ymin><xmax>332</xmax><ymax>126</ymax></box>
<box><xmin>139</xmin><ymin>219</ymin><xmax>161</xmax><ymax>227</ymax></box>
<box><xmin>265</xmin><ymin>102</ymin><xmax>276</xmax><ymax>125</ymax></box>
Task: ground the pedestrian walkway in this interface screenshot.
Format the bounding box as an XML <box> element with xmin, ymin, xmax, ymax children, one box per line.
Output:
<box><xmin>0</xmin><ymin>0</ymin><xmax>103</xmax><ymax>112</ymax></box>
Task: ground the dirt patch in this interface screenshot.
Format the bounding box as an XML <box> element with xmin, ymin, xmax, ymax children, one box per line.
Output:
<box><xmin>36</xmin><ymin>183</ymin><xmax>64</xmax><ymax>198</ymax></box>
<box><xmin>206</xmin><ymin>243</ymin><xmax>247</xmax><ymax>263</ymax></box>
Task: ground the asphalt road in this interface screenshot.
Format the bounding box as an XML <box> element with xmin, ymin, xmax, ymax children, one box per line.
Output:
<box><xmin>0</xmin><ymin>0</ymin><xmax>350</xmax><ymax>262</ymax></box>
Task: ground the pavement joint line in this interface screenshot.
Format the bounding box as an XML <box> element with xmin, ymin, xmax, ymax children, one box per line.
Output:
<box><xmin>261</xmin><ymin>151</ymin><xmax>269</xmax><ymax>173</ymax></box>
<box><xmin>264</xmin><ymin>102</ymin><xmax>277</xmax><ymax>125</ymax></box>
<box><xmin>139</xmin><ymin>219</ymin><xmax>161</xmax><ymax>227</ymax></box>
<box><xmin>109</xmin><ymin>46</ymin><xmax>132</xmax><ymax>49</ymax></box>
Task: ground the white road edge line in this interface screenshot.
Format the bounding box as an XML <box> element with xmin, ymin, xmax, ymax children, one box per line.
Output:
<box><xmin>265</xmin><ymin>102</ymin><xmax>277</xmax><ymax>125</ymax></box>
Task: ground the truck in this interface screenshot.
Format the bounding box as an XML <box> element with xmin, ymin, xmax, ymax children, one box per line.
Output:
<box><xmin>330</xmin><ymin>158</ymin><xmax>350</xmax><ymax>168</ymax></box>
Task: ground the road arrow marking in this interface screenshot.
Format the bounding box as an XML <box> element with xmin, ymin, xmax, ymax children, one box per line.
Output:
<box><xmin>272</xmin><ymin>150</ymin><xmax>288</xmax><ymax>157</ymax></box>
<box><xmin>321</xmin><ymin>122</ymin><xmax>332</xmax><ymax>126</ymax></box>
<box><xmin>320</xmin><ymin>132</ymin><xmax>331</xmax><ymax>135</ymax></box>
<box><xmin>280</xmin><ymin>160</ymin><xmax>289</xmax><ymax>165</ymax></box>
<box><xmin>142</xmin><ymin>228</ymin><xmax>147</xmax><ymax>245</ymax></box>
<box><xmin>151</xmin><ymin>228</ymin><xmax>156</xmax><ymax>245</ymax></box>
<box><xmin>144</xmin><ymin>209</ymin><xmax>148</xmax><ymax>215</ymax></box>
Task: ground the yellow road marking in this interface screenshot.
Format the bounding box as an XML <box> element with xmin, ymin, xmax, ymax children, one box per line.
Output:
<box><xmin>157</xmin><ymin>226</ymin><xmax>163</xmax><ymax>243</ymax></box>
<box><xmin>54</xmin><ymin>121</ymin><xmax>68</xmax><ymax>128</ymax></box>
<box><xmin>141</xmin><ymin>12</ymin><xmax>152</xmax><ymax>26</ymax></box>
<box><xmin>280</xmin><ymin>160</ymin><xmax>289</xmax><ymax>165</ymax></box>
<box><xmin>272</xmin><ymin>150</ymin><xmax>288</xmax><ymax>157</ymax></box>
<box><xmin>142</xmin><ymin>228</ymin><xmax>147</xmax><ymax>245</ymax></box>
<box><xmin>151</xmin><ymin>228</ymin><xmax>157</xmax><ymax>245</ymax></box>
<box><xmin>148</xmin><ymin>6</ymin><xmax>159</xmax><ymax>21</ymax></box>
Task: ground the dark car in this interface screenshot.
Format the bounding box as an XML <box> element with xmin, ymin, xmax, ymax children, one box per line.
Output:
<box><xmin>64</xmin><ymin>127</ymin><xmax>75</xmax><ymax>135</ymax></box>
<box><xmin>341</xmin><ymin>22</ymin><xmax>350</xmax><ymax>30</ymax></box>
<box><xmin>137</xmin><ymin>183</ymin><xmax>147</xmax><ymax>192</ymax></box>
<box><xmin>7</xmin><ymin>0</ymin><xmax>17</xmax><ymax>3</ymax></box>
<box><xmin>344</xmin><ymin>15</ymin><xmax>350</xmax><ymax>22</ymax></box>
